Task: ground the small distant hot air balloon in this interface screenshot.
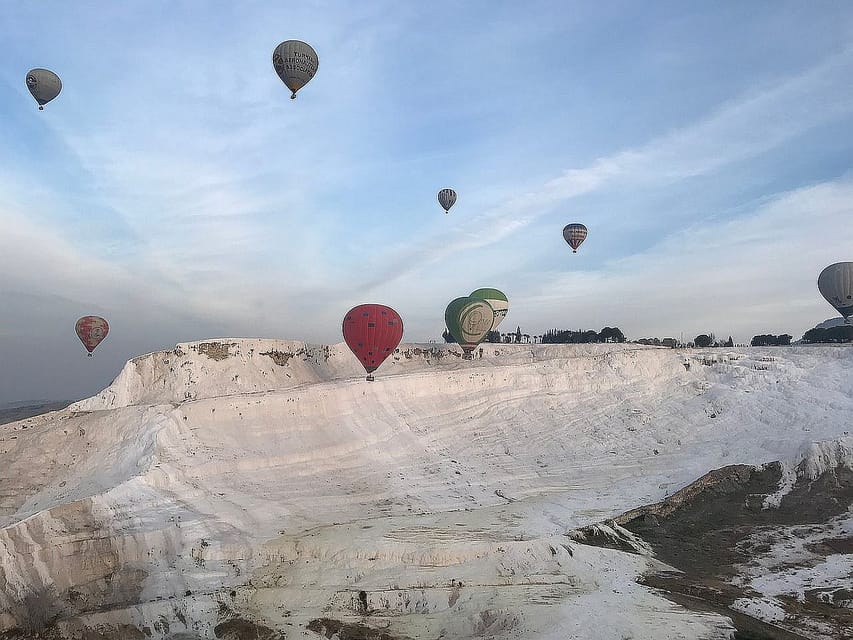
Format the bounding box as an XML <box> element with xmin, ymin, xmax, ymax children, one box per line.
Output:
<box><xmin>563</xmin><ymin>223</ymin><xmax>588</xmax><ymax>253</ymax></box>
<box><xmin>343</xmin><ymin>304</ymin><xmax>404</xmax><ymax>381</ymax></box>
<box><xmin>26</xmin><ymin>68</ymin><xmax>62</xmax><ymax>110</ymax></box>
<box><xmin>438</xmin><ymin>188</ymin><xmax>457</xmax><ymax>214</ymax></box>
<box><xmin>272</xmin><ymin>40</ymin><xmax>319</xmax><ymax>99</ymax></box>
<box><xmin>469</xmin><ymin>288</ymin><xmax>509</xmax><ymax>332</ymax></box>
<box><xmin>445</xmin><ymin>297</ymin><xmax>494</xmax><ymax>359</ymax></box>
<box><xmin>75</xmin><ymin>316</ymin><xmax>109</xmax><ymax>357</ymax></box>
<box><xmin>818</xmin><ymin>262</ymin><xmax>853</xmax><ymax>324</ymax></box>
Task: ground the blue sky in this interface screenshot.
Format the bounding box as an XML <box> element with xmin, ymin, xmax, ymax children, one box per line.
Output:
<box><xmin>1</xmin><ymin>1</ymin><xmax>852</xmax><ymax>402</ymax></box>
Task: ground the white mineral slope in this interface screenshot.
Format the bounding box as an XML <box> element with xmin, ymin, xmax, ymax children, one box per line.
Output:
<box><xmin>0</xmin><ymin>340</ymin><xmax>850</xmax><ymax>639</ymax></box>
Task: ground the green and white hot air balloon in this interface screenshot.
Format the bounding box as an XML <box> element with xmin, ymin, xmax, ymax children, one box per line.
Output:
<box><xmin>445</xmin><ymin>296</ymin><xmax>494</xmax><ymax>359</ymax></box>
<box><xmin>470</xmin><ymin>288</ymin><xmax>509</xmax><ymax>332</ymax></box>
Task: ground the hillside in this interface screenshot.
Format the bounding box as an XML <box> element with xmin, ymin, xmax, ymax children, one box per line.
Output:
<box><xmin>0</xmin><ymin>341</ymin><xmax>850</xmax><ymax>639</ymax></box>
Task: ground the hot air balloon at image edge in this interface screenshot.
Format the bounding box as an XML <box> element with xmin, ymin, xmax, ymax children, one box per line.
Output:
<box><xmin>469</xmin><ymin>288</ymin><xmax>509</xmax><ymax>332</ymax></box>
<box><xmin>438</xmin><ymin>188</ymin><xmax>457</xmax><ymax>214</ymax></box>
<box><xmin>818</xmin><ymin>262</ymin><xmax>853</xmax><ymax>324</ymax></box>
<box><xmin>25</xmin><ymin>68</ymin><xmax>62</xmax><ymax>110</ymax></box>
<box><xmin>75</xmin><ymin>316</ymin><xmax>109</xmax><ymax>357</ymax></box>
<box><xmin>563</xmin><ymin>223</ymin><xmax>588</xmax><ymax>253</ymax></box>
<box><xmin>342</xmin><ymin>304</ymin><xmax>404</xmax><ymax>381</ymax></box>
<box><xmin>445</xmin><ymin>297</ymin><xmax>494</xmax><ymax>359</ymax></box>
<box><xmin>272</xmin><ymin>40</ymin><xmax>319</xmax><ymax>99</ymax></box>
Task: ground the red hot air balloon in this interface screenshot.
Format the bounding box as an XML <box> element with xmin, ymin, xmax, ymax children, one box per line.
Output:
<box><xmin>342</xmin><ymin>304</ymin><xmax>404</xmax><ymax>381</ymax></box>
<box><xmin>75</xmin><ymin>316</ymin><xmax>109</xmax><ymax>356</ymax></box>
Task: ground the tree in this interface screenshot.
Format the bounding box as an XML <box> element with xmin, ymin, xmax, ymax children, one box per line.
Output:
<box><xmin>694</xmin><ymin>334</ymin><xmax>712</xmax><ymax>347</ymax></box>
<box><xmin>485</xmin><ymin>330</ymin><xmax>501</xmax><ymax>343</ymax></box>
<box><xmin>442</xmin><ymin>328</ymin><xmax>456</xmax><ymax>343</ymax></box>
<box><xmin>515</xmin><ymin>326</ymin><xmax>522</xmax><ymax>344</ymax></box>
<box><xmin>725</xmin><ymin>336</ymin><xmax>734</xmax><ymax>347</ymax></box>
<box><xmin>599</xmin><ymin>327</ymin><xmax>626</xmax><ymax>343</ymax></box>
<box><xmin>751</xmin><ymin>334</ymin><xmax>793</xmax><ymax>346</ymax></box>
<box><xmin>802</xmin><ymin>326</ymin><xmax>853</xmax><ymax>343</ymax></box>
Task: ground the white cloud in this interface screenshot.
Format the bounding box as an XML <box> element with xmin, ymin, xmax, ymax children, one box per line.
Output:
<box><xmin>517</xmin><ymin>177</ymin><xmax>853</xmax><ymax>342</ymax></box>
<box><xmin>361</xmin><ymin>46</ymin><xmax>853</xmax><ymax>290</ymax></box>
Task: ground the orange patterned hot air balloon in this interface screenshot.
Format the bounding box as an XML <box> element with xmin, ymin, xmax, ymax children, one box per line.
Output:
<box><xmin>75</xmin><ymin>316</ymin><xmax>109</xmax><ymax>356</ymax></box>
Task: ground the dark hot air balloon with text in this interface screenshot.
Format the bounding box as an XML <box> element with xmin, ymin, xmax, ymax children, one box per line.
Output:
<box><xmin>26</xmin><ymin>68</ymin><xmax>62</xmax><ymax>110</ymax></box>
<box><xmin>342</xmin><ymin>304</ymin><xmax>404</xmax><ymax>381</ymax></box>
<box><xmin>273</xmin><ymin>40</ymin><xmax>319</xmax><ymax>99</ymax></box>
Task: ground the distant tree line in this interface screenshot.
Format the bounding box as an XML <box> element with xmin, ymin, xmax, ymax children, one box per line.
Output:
<box><xmin>801</xmin><ymin>326</ymin><xmax>853</xmax><ymax>343</ymax></box>
<box><xmin>749</xmin><ymin>333</ymin><xmax>791</xmax><ymax>347</ymax></box>
<box><xmin>541</xmin><ymin>327</ymin><xmax>625</xmax><ymax>344</ymax></box>
<box><xmin>635</xmin><ymin>337</ymin><xmax>679</xmax><ymax>347</ymax></box>
<box><xmin>442</xmin><ymin>326</ymin><xmax>626</xmax><ymax>344</ymax></box>
<box><xmin>443</xmin><ymin>326</ymin><xmax>532</xmax><ymax>344</ymax></box>
<box><xmin>750</xmin><ymin>334</ymin><xmax>792</xmax><ymax>346</ymax></box>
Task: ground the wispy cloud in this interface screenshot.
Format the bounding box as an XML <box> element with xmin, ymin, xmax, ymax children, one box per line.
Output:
<box><xmin>359</xmin><ymin>46</ymin><xmax>853</xmax><ymax>291</ymax></box>
<box><xmin>518</xmin><ymin>176</ymin><xmax>853</xmax><ymax>341</ymax></box>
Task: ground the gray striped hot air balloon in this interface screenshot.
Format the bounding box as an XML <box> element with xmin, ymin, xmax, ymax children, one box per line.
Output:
<box><xmin>272</xmin><ymin>40</ymin><xmax>319</xmax><ymax>99</ymax></box>
<box><xmin>563</xmin><ymin>223</ymin><xmax>588</xmax><ymax>253</ymax></box>
<box><xmin>438</xmin><ymin>188</ymin><xmax>457</xmax><ymax>214</ymax></box>
<box><xmin>26</xmin><ymin>68</ymin><xmax>62</xmax><ymax>110</ymax></box>
<box><xmin>818</xmin><ymin>262</ymin><xmax>853</xmax><ymax>324</ymax></box>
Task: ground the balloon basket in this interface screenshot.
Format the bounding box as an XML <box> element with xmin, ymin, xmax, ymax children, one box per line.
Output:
<box><xmin>87</xmin><ymin>353</ymin><xmax>93</xmax><ymax>358</ymax></box>
<box><xmin>462</xmin><ymin>352</ymin><xmax>473</xmax><ymax>360</ymax></box>
<box><xmin>366</xmin><ymin>374</ymin><xmax>375</xmax><ymax>382</ymax></box>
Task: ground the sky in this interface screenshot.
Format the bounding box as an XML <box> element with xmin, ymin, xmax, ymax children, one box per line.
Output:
<box><xmin>1</xmin><ymin>1</ymin><xmax>852</xmax><ymax>403</ymax></box>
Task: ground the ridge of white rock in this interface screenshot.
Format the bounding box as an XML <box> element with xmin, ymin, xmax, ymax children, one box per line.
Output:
<box><xmin>1</xmin><ymin>340</ymin><xmax>851</xmax><ymax>639</ymax></box>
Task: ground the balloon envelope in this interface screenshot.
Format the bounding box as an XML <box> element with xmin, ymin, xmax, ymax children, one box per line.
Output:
<box><xmin>342</xmin><ymin>304</ymin><xmax>404</xmax><ymax>377</ymax></box>
<box><xmin>272</xmin><ymin>40</ymin><xmax>319</xmax><ymax>98</ymax></box>
<box><xmin>818</xmin><ymin>262</ymin><xmax>853</xmax><ymax>320</ymax></box>
<box><xmin>563</xmin><ymin>223</ymin><xmax>588</xmax><ymax>253</ymax></box>
<box><xmin>469</xmin><ymin>288</ymin><xmax>509</xmax><ymax>331</ymax></box>
<box><xmin>75</xmin><ymin>316</ymin><xmax>109</xmax><ymax>355</ymax></box>
<box><xmin>445</xmin><ymin>297</ymin><xmax>493</xmax><ymax>354</ymax></box>
<box><xmin>26</xmin><ymin>68</ymin><xmax>62</xmax><ymax>110</ymax></box>
<box><xmin>437</xmin><ymin>188</ymin><xmax>457</xmax><ymax>213</ymax></box>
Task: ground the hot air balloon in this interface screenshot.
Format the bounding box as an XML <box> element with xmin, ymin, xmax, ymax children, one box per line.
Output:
<box><xmin>75</xmin><ymin>316</ymin><xmax>109</xmax><ymax>356</ymax></box>
<box><xmin>343</xmin><ymin>304</ymin><xmax>404</xmax><ymax>381</ymax></box>
<box><xmin>272</xmin><ymin>40</ymin><xmax>319</xmax><ymax>99</ymax></box>
<box><xmin>445</xmin><ymin>297</ymin><xmax>494</xmax><ymax>359</ymax></box>
<box><xmin>438</xmin><ymin>188</ymin><xmax>457</xmax><ymax>214</ymax></box>
<box><xmin>563</xmin><ymin>223</ymin><xmax>588</xmax><ymax>253</ymax></box>
<box><xmin>469</xmin><ymin>288</ymin><xmax>509</xmax><ymax>332</ymax></box>
<box><xmin>818</xmin><ymin>262</ymin><xmax>853</xmax><ymax>324</ymax></box>
<box><xmin>25</xmin><ymin>68</ymin><xmax>62</xmax><ymax>110</ymax></box>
